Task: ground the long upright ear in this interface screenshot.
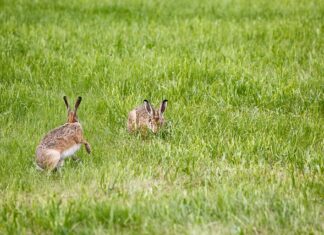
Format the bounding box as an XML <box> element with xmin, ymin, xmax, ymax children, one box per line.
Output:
<box><xmin>74</xmin><ymin>96</ymin><xmax>82</xmax><ymax>112</ymax></box>
<box><xmin>63</xmin><ymin>96</ymin><xmax>70</xmax><ymax>110</ymax></box>
<box><xmin>144</xmin><ymin>100</ymin><xmax>153</xmax><ymax>116</ymax></box>
<box><xmin>160</xmin><ymin>99</ymin><xmax>168</xmax><ymax>114</ymax></box>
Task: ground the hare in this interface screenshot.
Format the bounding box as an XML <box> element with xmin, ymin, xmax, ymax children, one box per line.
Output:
<box><xmin>35</xmin><ymin>96</ymin><xmax>91</xmax><ymax>171</ymax></box>
<box><xmin>128</xmin><ymin>99</ymin><xmax>168</xmax><ymax>134</ymax></box>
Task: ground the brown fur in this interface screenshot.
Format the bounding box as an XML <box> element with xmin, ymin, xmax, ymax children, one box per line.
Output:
<box><xmin>35</xmin><ymin>97</ymin><xmax>91</xmax><ymax>171</ymax></box>
<box><xmin>128</xmin><ymin>100</ymin><xmax>167</xmax><ymax>134</ymax></box>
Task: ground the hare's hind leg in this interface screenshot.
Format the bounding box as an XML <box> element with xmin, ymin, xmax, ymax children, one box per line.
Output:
<box><xmin>40</xmin><ymin>149</ymin><xmax>61</xmax><ymax>171</ymax></box>
<box><xmin>127</xmin><ymin>111</ymin><xmax>137</xmax><ymax>133</ymax></box>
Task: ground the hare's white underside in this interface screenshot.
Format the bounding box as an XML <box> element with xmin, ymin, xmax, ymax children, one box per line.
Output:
<box><xmin>61</xmin><ymin>144</ymin><xmax>81</xmax><ymax>159</ymax></box>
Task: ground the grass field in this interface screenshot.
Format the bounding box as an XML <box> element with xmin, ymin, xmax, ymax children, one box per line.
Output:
<box><xmin>0</xmin><ymin>0</ymin><xmax>324</xmax><ymax>234</ymax></box>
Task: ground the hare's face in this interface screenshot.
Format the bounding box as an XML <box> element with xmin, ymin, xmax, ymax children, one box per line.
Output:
<box><xmin>144</xmin><ymin>99</ymin><xmax>167</xmax><ymax>134</ymax></box>
<box><xmin>148</xmin><ymin>111</ymin><xmax>165</xmax><ymax>133</ymax></box>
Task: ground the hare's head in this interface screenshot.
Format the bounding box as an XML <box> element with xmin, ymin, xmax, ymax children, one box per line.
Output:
<box><xmin>144</xmin><ymin>99</ymin><xmax>168</xmax><ymax>133</ymax></box>
<box><xmin>63</xmin><ymin>96</ymin><xmax>82</xmax><ymax>123</ymax></box>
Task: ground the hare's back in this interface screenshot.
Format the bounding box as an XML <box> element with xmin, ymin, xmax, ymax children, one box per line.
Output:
<box><xmin>135</xmin><ymin>106</ymin><xmax>149</xmax><ymax>118</ymax></box>
<box><xmin>40</xmin><ymin>123</ymin><xmax>82</xmax><ymax>148</ymax></box>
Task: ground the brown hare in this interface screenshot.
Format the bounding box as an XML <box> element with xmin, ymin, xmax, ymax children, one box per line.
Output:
<box><xmin>35</xmin><ymin>96</ymin><xmax>91</xmax><ymax>171</ymax></box>
<box><xmin>128</xmin><ymin>99</ymin><xmax>168</xmax><ymax>134</ymax></box>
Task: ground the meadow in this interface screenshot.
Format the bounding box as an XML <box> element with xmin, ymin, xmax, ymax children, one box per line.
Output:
<box><xmin>0</xmin><ymin>0</ymin><xmax>323</xmax><ymax>234</ymax></box>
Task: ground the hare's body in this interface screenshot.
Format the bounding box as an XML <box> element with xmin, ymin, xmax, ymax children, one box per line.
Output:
<box><xmin>36</xmin><ymin>123</ymin><xmax>85</xmax><ymax>170</ymax></box>
<box><xmin>35</xmin><ymin>97</ymin><xmax>91</xmax><ymax>171</ymax></box>
<box><xmin>128</xmin><ymin>100</ymin><xmax>168</xmax><ymax>134</ymax></box>
<box><xmin>128</xmin><ymin>105</ymin><xmax>151</xmax><ymax>132</ymax></box>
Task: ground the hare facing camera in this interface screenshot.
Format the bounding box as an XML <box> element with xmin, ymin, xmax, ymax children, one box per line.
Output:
<box><xmin>128</xmin><ymin>99</ymin><xmax>168</xmax><ymax>134</ymax></box>
<box><xmin>35</xmin><ymin>96</ymin><xmax>91</xmax><ymax>171</ymax></box>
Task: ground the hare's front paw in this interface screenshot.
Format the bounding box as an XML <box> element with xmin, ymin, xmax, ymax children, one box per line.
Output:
<box><xmin>85</xmin><ymin>143</ymin><xmax>91</xmax><ymax>154</ymax></box>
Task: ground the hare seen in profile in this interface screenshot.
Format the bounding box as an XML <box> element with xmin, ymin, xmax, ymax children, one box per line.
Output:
<box><xmin>128</xmin><ymin>99</ymin><xmax>168</xmax><ymax>134</ymax></box>
<box><xmin>35</xmin><ymin>96</ymin><xmax>91</xmax><ymax>171</ymax></box>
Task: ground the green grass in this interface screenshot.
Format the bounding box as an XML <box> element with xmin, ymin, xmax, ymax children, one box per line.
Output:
<box><xmin>0</xmin><ymin>0</ymin><xmax>323</xmax><ymax>234</ymax></box>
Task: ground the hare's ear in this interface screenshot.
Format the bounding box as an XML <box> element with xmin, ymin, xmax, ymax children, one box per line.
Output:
<box><xmin>160</xmin><ymin>99</ymin><xmax>168</xmax><ymax>114</ymax></box>
<box><xmin>74</xmin><ymin>96</ymin><xmax>82</xmax><ymax>112</ymax></box>
<box><xmin>144</xmin><ymin>100</ymin><xmax>153</xmax><ymax>116</ymax></box>
<box><xmin>63</xmin><ymin>96</ymin><xmax>70</xmax><ymax>110</ymax></box>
